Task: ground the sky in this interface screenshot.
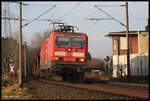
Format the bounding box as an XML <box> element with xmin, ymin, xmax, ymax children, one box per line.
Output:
<box><xmin>1</xmin><ymin>1</ymin><xmax>149</xmax><ymax>59</ymax></box>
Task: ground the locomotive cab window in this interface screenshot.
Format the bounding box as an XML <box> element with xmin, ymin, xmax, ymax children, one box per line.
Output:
<box><xmin>71</xmin><ymin>37</ymin><xmax>85</xmax><ymax>48</ymax></box>
<box><xmin>55</xmin><ymin>36</ymin><xmax>70</xmax><ymax>47</ymax></box>
<box><xmin>55</xmin><ymin>36</ymin><xmax>85</xmax><ymax>48</ymax></box>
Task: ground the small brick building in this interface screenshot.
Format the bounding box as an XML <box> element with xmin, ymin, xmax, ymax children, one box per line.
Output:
<box><xmin>105</xmin><ymin>30</ymin><xmax>149</xmax><ymax>78</ymax></box>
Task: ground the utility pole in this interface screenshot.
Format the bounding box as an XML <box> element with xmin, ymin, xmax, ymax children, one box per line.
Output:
<box><xmin>19</xmin><ymin>1</ymin><xmax>23</xmax><ymax>87</ymax></box>
<box><xmin>94</xmin><ymin>2</ymin><xmax>131</xmax><ymax>81</ymax></box>
<box><xmin>125</xmin><ymin>2</ymin><xmax>130</xmax><ymax>82</ymax></box>
<box><xmin>24</xmin><ymin>42</ymin><xmax>27</xmax><ymax>78</ymax></box>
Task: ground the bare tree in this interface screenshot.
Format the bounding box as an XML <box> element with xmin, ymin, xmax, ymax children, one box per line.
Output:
<box><xmin>30</xmin><ymin>29</ymin><xmax>52</xmax><ymax>49</ymax></box>
<box><xmin>12</xmin><ymin>31</ymin><xmax>19</xmax><ymax>42</ymax></box>
<box><xmin>30</xmin><ymin>32</ymin><xmax>42</xmax><ymax>49</ymax></box>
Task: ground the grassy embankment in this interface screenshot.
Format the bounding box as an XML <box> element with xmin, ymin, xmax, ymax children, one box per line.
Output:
<box><xmin>1</xmin><ymin>75</ymin><xmax>38</xmax><ymax>100</ymax></box>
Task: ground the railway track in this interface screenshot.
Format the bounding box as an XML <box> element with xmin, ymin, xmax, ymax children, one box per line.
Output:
<box><xmin>107</xmin><ymin>82</ymin><xmax>148</xmax><ymax>91</ymax></box>
<box><xmin>39</xmin><ymin>79</ymin><xmax>148</xmax><ymax>99</ymax></box>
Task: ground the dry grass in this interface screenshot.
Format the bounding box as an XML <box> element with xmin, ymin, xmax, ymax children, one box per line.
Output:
<box><xmin>1</xmin><ymin>80</ymin><xmax>37</xmax><ymax>100</ymax></box>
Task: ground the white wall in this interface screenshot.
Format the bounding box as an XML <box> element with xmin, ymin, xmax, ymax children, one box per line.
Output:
<box><xmin>112</xmin><ymin>53</ymin><xmax>148</xmax><ymax>78</ymax></box>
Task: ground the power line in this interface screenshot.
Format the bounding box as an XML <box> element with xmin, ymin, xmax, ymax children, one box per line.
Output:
<box><xmin>60</xmin><ymin>3</ymin><xmax>81</xmax><ymax>19</ymax></box>
<box><xmin>1</xmin><ymin>17</ymin><xmax>62</xmax><ymax>22</ymax></box>
<box><xmin>84</xmin><ymin>21</ymin><xmax>98</xmax><ymax>32</ymax></box>
<box><xmin>33</xmin><ymin>18</ymin><xmax>62</xmax><ymax>22</ymax></box>
<box><xmin>85</xmin><ymin>4</ymin><xmax>95</xmax><ymax>18</ymax></box>
<box><xmin>109</xmin><ymin>7</ymin><xmax>124</xmax><ymax>16</ymax></box>
<box><xmin>1</xmin><ymin>17</ymin><xmax>28</xmax><ymax>21</ymax></box>
<box><xmin>23</xmin><ymin>5</ymin><xmax>56</xmax><ymax>27</ymax></box>
<box><xmin>95</xmin><ymin>5</ymin><xmax>123</xmax><ymax>7</ymax></box>
<box><xmin>85</xmin><ymin>7</ymin><xmax>123</xmax><ymax>22</ymax></box>
<box><xmin>85</xmin><ymin>4</ymin><xmax>124</xmax><ymax>22</ymax></box>
<box><xmin>95</xmin><ymin>2</ymin><xmax>136</xmax><ymax>19</ymax></box>
<box><xmin>92</xmin><ymin>2</ymin><xmax>137</xmax><ymax>20</ymax></box>
<box><xmin>86</xmin><ymin>18</ymin><xmax>113</xmax><ymax>21</ymax></box>
<box><xmin>23</xmin><ymin>4</ymin><xmax>55</xmax><ymax>6</ymax></box>
<box><xmin>5</xmin><ymin>1</ymin><xmax>29</xmax><ymax>6</ymax></box>
<box><xmin>94</xmin><ymin>5</ymin><xmax>126</xmax><ymax>27</ymax></box>
<box><xmin>85</xmin><ymin>2</ymin><xmax>137</xmax><ymax>24</ymax></box>
<box><xmin>85</xmin><ymin>4</ymin><xmax>123</xmax><ymax>32</ymax></box>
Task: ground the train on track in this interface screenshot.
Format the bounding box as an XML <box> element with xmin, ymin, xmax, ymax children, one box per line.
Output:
<box><xmin>32</xmin><ymin>22</ymin><xmax>89</xmax><ymax>81</ymax></box>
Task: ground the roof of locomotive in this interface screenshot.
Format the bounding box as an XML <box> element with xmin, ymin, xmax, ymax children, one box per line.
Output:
<box><xmin>51</xmin><ymin>31</ymin><xmax>87</xmax><ymax>37</ymax></box>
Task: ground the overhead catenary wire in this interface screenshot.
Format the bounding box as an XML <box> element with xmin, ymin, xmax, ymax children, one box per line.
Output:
<box><xmin>80</xmin><ymin>4</ymin><xmax>98</xmax><ymax>33</ymax></box>
<box><xmin>85</xmin><ymin>4</ymin><xmax>95</xmax><ymax>19</ymax></box>
<box><xmin>1</xmin><ymin>17</ymin><xmax>62</xmax><ymax>24</ymax></box>
<box><xmin>94</xmin><ymin>5</ymin><xmax>124</xmax><ymax>7</ymax></box>
<box><xmin>85</xmin><ymin>5</ymin><xmax>117</xmax><ymax>31</ymax></box>
<box><xmin>23</xmin><ymin>4</ymin><xmax>55</xmax><ymax>6</ymax></box>
<box><xmin>95</xmin><ymin>5</ymin><xmax>126</xmax><ymax>27</ymax></box>
<box><xmin>95</xmin><ymin>2</ymin><xmax>136</xmax><ymax>7</ymax></box>
<box><xmin>109</xmin><ymin>7</ymin><xmax>124</xmax><ymax>16</ymax></box>
<box><xmin>3</xmin><ymin>2</ymin><xmax>138</xmax><ymax>32</ymax></box>
<box><xmin>86</xmin><ymin>2</ymin><xmax>136</xmax><ymax>21</ymax></box>
<box><xmin>86</xmin><ymin>18</ymin><xmax>113</xmax><ymax>21</ymax></box>
<box><xmin>102</xmin><ymin>2</ymin><xmax>137</xmax><ymax>16</ymax></box>
<box><xmin>84</xmin><ymin>3</ymin><xmax>127</xmax><ymax>32</ymax></box>
<box><xmin>6</xmin><ymin>1</ymin><xmax>29</xmax><ymax>6</ymax></box>
<box><xmin>84</xmin><ymin>21</ymin><xmax>98</xmax><ymax>33</ymax></box>
<box><xmin>60</xmin><ymin>2</ymin><xmax>81</xmax><ymax>19</ymax></box>
<box><xmin>1</xmin><ymin>17</ymin><xmax>28</xmax><ymax>21</ymax></box>
<box><xmin>85</xmin><ymin>4</ymin><xmax>123</xmax><ymax>22</ymax></box>
<box><xmin>23</xmin><ymin>5</ymin><xmax>56</xmax><ymax>27</ymax></box>
<box><xmin>84</xmin><ymin>4</ymin><xmax>113</xmax><ymax>32</ymax></box>
<box><xmin>21</xmin><ymin>2</ymin><xmax>61</xmax><ymax>7</ymax></box>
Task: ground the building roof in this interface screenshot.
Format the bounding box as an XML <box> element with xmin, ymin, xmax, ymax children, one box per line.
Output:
<box><xmin>104</xmin><ymin>30</ymin><xmax>148</xmax><ymax>37</ymax></box>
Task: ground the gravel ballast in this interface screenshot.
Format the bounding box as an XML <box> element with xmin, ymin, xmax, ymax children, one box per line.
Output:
<box><xmin>26</xmin><ymin>80</ymin><xmax>140</xmax><ymax>100</ymax></box>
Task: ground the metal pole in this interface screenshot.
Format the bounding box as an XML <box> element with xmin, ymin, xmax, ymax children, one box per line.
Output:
<box><xmin>19</xmin><ymin>1</ymin><xmax>22</xmax><ymax>87</ymax></box>
<box><xmin>126</xmin><ymin>2</ymin><xmax>130</xmax><ymax>82</ymax></box>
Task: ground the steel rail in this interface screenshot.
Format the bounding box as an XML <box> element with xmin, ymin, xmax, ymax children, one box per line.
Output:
<box><xmin>39</xmin><ymin>79</ymin><xmax>148</xmax><ymax>99</ymax></box>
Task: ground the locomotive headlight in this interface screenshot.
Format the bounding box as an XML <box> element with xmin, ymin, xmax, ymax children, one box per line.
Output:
<box><xmin>54</xmin><ymin>57</ymin><xmax>58</xmax><ymax>60</ymax></box>
<box><xmin>68</xmin><ymin>48</ymin><xmax>71</xmax><ymax>51</ymax></box>
<box><xmin>72</xmin><ymin>52</ymin><xmax>84</xmax><ymax>57</ymax></box>
<box><xmin>80</xmin><ymin>58</ymin><xmax>84</xmax><ymax>62</ymax></box>
<box><xmin>54</xmin><ymin>51</ymin><xmax>66</xmax><ymax>56</ymax></box>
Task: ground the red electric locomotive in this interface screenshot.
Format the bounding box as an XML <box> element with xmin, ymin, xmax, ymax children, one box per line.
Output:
<box><xmin>39</xmin><ymin>24</ymin><xmax>88</xmax><ymax>81</ymax></box>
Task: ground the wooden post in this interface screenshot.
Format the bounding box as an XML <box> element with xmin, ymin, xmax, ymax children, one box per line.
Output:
<box><xmin>125</xmin><ymin>2</ymin><xmax>130</xmax><ymax>82</ymax></box>
<box><xmin>19</xmin><ymin>1</ymin><xmax>22</xmax><ymax>87</ymax></box>
<box><xmin>24</xmin><ymin>42</ymin><xmax>27</xmax><ymax>78</ymax></box>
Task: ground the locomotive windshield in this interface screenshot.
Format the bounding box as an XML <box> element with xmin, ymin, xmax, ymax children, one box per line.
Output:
<box><xmin>55</xmin><ymin>36</ymin><xmax>85</xmax><ymax>48</ymax></box>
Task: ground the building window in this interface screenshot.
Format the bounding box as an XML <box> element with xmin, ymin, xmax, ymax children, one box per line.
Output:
<box><xmin>120</xmin><ymin>37</ymin><xmax>127</xmax><ymax>50</ymax></box>
<box><xmin>114</xmin><ymin>39</ymin><xmax>120</xmax><ymax>50</ymax></box>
